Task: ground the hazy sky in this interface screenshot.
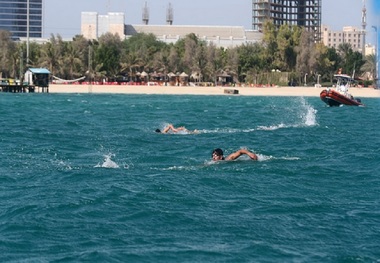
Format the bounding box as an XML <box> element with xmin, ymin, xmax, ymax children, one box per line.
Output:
<box><xmin>44</xmin><ymin>0</ymin><xmax>379</xmax><ymax>43</ymax></box>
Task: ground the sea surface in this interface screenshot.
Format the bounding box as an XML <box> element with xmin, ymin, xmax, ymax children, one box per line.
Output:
<box><xmin>1</xmin><ymin>93</ymin><xmax>379</xmax><ymax>262</ymax></box>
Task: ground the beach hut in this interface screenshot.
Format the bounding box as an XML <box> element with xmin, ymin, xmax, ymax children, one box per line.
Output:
<box><xmin>140</xmin><ymin>71</ymin><xmax>148</xmax><ymax>84</ymax></box>
<box><xmin>150</xmin><ymin>72</ymin><xmax>165</xmax><ymax>84</ymax></box>
<box><xmin>179</xmin><ymin>72</ymin><xmax>189</xmax><ymax>86</ymax></box>
<box><xmin>167</xmin><ymin>72</ymin><xmax>176</xmax><ymax>86</ymax></box>
<box><xmin>140</xmin><ymin>71</ymin><xmax>148</xmax><ymax>77</ymax></box>
<box><xmin>217</xmin><ymin>71</ymin><xmax>232</xmax><ymax>86</ymax></box>
<box><xmin>24</xmin><ymin>68</ymin><xmax>50</xmax><ymax>92</ymax></box>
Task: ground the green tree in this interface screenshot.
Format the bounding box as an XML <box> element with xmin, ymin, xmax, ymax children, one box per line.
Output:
<box><xmin>122</xmin><ymin>33</ymin><xmax>165</xmax><ymax>74</ymax></box>
<box><xmin>237</xmin><ymin>43</ymin><xmax>265</xmax><ymax>83</ymax></box>
<box><xmin>193</xmin><ymin>42</ymin><xmax>209</xmax><ymax>80</ymax></box>
<box><xmin>324</xmin><ymin>47</ymin><xmax>341</xmax><ymax>82</ymax></box>
<box><xmin>313</xmin><ymin>43</ymin><xmax>335</xmax><ymax>83</ymax></box>
<box><xmin>206</xmin><ymin>44</ymin><xmax>226</xmax><ymax>85</ymax></box>
<box><xmin>181</xmin><ymin>33</ymin><xmax>201</xmax><ymax>73</ymax></box>
<box><xmin>95</xmin><ymin>33</ymin><xmax>123</xmax><ymax>79</ymax></box>
<box><xmin>151</xmin><ymin>45</ymin><xmax>171</xmax><ymax>84</ymax></box>
<box><xmin>295</xmin><ymin>30</ymin><xmax>316</xmax><ymax>83</ymax></box>
<box><xmin>361</xmin><ymin>54</ymin><xmax>376</xmax><ymax>81</ymax></box>
<box><xmin>337</xmin><ymin>43</ymin><xmax>364</xmax><ymax>76</ymax></box>
<box><xmin>168</xmin><ymin>45</ymin><xmax>180</xmax><ymax>74</ymax></box>
<box><xmin>120</xmin><ymin>53</ymin><xmax>143</xmax><ymax>82</ymax></box>
<box><xmin>261</xmin><ymin>20</ymin><xmax>278</xmax><ymax>70</ymax></box>
<box><xmin>275</xmin><ymin>24</ymin><xmax>301</xmax><ymax>71</ymax></box>
<box><xmin>225</xmin><ymin>48</ymin><xmax>239</xmax><ymax>83</ymax></box>
<box><xmin>38</xmin><ymin>34</ymin><xmax>65</xmax><ymax>77</ymax></box>
<box><xmin>0</xmin><ymin>30</ymin><xmax>17</xmax><ymax>78</ymax></box>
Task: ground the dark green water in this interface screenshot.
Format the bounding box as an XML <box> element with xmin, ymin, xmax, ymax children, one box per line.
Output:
<box><xmin>1</xmin><ymin>93</ymin><xmax>379</xmax><ymax>262</ymax></box>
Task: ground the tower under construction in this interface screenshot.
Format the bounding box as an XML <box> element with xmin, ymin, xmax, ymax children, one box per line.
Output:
<box><xmin>252</xmin><ymin>0</ymin><xmax>322</xmax><ymax>41</ymax></box>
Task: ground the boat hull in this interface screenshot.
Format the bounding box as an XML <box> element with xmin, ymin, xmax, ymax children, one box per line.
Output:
<box><xmin>320</xmin><ymin>89</ymin><xmax>363</xmax><ymax>106</ymax></box>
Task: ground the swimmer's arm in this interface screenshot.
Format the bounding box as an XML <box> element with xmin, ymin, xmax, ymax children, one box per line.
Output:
<box><xmin>162</xmin><ymin>124</ymin><xmax>177</xmax><ymax>133</ymax></box>
<box><xmin>176</xmin><ymin>126</ymin><xmax>187</xmax><ymax>131</ymax></box>
<box><xmin>225</xmin><ymin>149</ymin><xmax>258</xmax><ymax>161</ymax></box>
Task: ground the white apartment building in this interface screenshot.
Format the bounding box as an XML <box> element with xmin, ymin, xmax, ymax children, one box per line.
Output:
<box><xmin>321</xmin><ymin>25</ymin><xmax>364</xmax><ymax>53</ymax></box>
<box><xmin>80</xmin><ymin>12</ymin><xmax>262</xmax><ymax>48</ymax></box>
<box><xmin>81</xmin><ymin>12</ymin><xmax>125</xmax><ymax>39</ymax></box>
<box><xmin>364</xmin><ymin>44</ymin><xmax>375</xmax><ymax>56</ymax></box>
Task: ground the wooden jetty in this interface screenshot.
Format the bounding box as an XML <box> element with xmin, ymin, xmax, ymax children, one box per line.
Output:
<box><xmin>0</xmin><ymin>82</ymin><xmax>36</xmax><ymax>93</ymax></box>
<box><xmin>0</xmin><ymin>68</ymin><xmax>50</xmax><ymax>93</ymax></box>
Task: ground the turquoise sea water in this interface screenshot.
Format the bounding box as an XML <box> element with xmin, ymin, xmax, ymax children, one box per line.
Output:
<box><xmin>1</xmin><ymin>93</ymin><xmax>379</xmax><ymax>262</ymax></box>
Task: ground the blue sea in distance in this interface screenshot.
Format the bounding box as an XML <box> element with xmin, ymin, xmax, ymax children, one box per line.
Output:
<box><xmin>1</xmin><ymin>93</ymin><xmax>379</xmax><ymax>262</ymax></box>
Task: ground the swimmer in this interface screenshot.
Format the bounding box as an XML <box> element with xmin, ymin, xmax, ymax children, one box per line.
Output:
<box><xmin>212</xmin><ymin>148</ymin><xmax>258</xmax><ymax>161</ymax></box>
<box><xmin>155</xmin><ymin>124</ymin><xmax>198</xmax><ymax>134</ymax></box>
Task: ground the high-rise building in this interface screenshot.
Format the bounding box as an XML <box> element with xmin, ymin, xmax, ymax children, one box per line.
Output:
<box><xmin>252</xmin><ymin>0</ymin><xmax>321</xmax><ymax>41</ymax></box>
<box><xmin>0</xmin><ymin>0</ymin><xmax>43</xmax><ymax>38</ymax></box>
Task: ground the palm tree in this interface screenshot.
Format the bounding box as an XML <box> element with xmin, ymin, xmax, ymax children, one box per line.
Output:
<box><xmin>151</xmin><ymin>47</ymin><xmax>171</xmax><ymax>84</ymax></box>
<box><xmin>62</xmin><ymin>43</ymin><xmax>84</xmax><ymax>79</ymax></box>
<box><xmin>360</xmin><ymin>54</ymin><xmax>376</xmax><ymax>81</ymax></box>
<box><xmin>193</xmin><ymin>43</ymin><xmax>209</xmax><ymax>81</ymax></box>
<box><xmin>95</xmin><ymin>33</ymin><xmax>123</xmax><ymax>79</ymax></box>
<box><xmin>38</xmin><ymin>34</ymin><xmax>65</xmax><ymax>77</ymax></box>
<box><xmin>120</xmin><ymin>52</ymin><xmax>144</xmax><ymax>82</ymax></box>
<box><xmin>225</xmin><ymin>48</ymin><xmax>239</xmax><ymax>83</ymax></box>
<box><xmin>0</xmin><ymin>30</ymin><xmax>16</xmax><ymax>78</ymax></box>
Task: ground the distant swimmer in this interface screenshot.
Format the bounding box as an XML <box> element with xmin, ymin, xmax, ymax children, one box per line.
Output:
<box><xmin>211</xmin><ymin>148</ymin><xmax>258</xmax><ymax>161</ymax></box>
<box><xmin>155</xmin><ymin>124</ymin><xmax>198</xmax><ymax>134</ymax></box>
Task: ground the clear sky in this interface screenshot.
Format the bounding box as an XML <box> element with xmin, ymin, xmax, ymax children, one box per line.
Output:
<box><xmin>44</xmin><ymin>0</ymin><xmax>379</xmax><ymax>44</ymax></box>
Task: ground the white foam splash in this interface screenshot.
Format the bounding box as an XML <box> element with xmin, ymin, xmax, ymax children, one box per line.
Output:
<box><xmin>278</xmin><ymin>156</ymin><xmax>300</xmax><ymax>160</ymax></box>
<box><xmin>299</xmin><ymin>97</ymin><xmax>318</xmax><ymax>126</ymax></box>
<box><xmin>257</xmin><ymin>123</ymin><xmax>288</xmax><ymax>131</ymax></box>
<box><xmin>256</xmin><ymin>154</ymin><xmax>300</xmax><ymax>161</ymax></box>
<box><xmin>53</xmin><ymin>159</ymin><xmax>73</xmax><ymax>170</ymax></box>
<box><xmin>256</xmin><ymin>154</ymin><xmax>273</xmax><ymax>161</ymax></box>
<box><xmin>200</xmin><ymin>128</ymin><xmax>256</xmax><ymax>134</ymax></box>
<box><xmin>95</xmin><ymin>154</ymin><xmax>119</xmax><ymax>169</ymax></box>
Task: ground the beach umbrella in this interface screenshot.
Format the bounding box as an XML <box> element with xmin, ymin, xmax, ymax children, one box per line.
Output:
<box><xmin>140</xmin><ymin>71</ymin><xmax>148</xmax><ymax>77</ymax></box>
<box><xmin>150</xmin><ymin>72</ymin><xmax>158</xmax><ymax>77</ymax></box>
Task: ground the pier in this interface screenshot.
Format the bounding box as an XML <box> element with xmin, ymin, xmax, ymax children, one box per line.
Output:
<box><xmin>0</xmin><ymin>82</ymin><xmax>50</xmax><ymax>93</ymax></box>
<box><xmin>0</xmin><ymin>82</ymin><xmax>37</xmax><ymax>93</ymax></box>
<box><xmin>0</xmin><ymin>68</ymin><xmax>50</xmax><ymax>93</ymax></box>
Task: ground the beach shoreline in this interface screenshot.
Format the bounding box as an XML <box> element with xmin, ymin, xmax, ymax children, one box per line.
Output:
<box><xmin>48</xmin><ymin>84</ymin><xmax>380</xmax><ymax>98</ymax></box>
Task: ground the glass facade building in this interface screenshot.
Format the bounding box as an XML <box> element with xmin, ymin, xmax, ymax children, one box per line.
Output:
<box><xmin>0</xmin><ymin>0</ymin><xmax>43</xmax><ymax>38</ymax></box>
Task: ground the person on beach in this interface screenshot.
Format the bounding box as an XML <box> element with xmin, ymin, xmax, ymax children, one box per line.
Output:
<box><xmin>155</xmin><ymin>124</ymin><xmax>198</xmax><ymax>134</ymax></box>
<box><xmin>211</xmin><ymin>148</ymin><xmax>258</xmax><ymax>161</ymax></box>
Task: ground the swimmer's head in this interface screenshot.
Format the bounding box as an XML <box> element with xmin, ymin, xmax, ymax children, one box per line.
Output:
<box><xmin>212</xmin><ymin>148</ymin><xmax>224</xmax><ymax>160</ymax></box>
<box><xmin>155</xmin><ymin>129</ymin><xmax>161</xmax><ymax>133</ymax></box>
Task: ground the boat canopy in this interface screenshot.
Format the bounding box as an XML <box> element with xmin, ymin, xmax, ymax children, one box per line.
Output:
<box><xmin>333</xmin><ymin>74</ymin><xmax>354</xmax><ymax>81</ymax></box>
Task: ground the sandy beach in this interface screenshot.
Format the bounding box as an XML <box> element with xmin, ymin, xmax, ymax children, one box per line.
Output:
<box><xmin>48</xmin><ymin>84</ymin><xmax>380</xmax><ymax>98</ymax></box>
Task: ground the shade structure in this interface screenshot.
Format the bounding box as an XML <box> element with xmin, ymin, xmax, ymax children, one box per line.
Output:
<box><xmin>140</xmin><ymin>71</ymin><xmax>148</xmax><ymax>77</ymax></box>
